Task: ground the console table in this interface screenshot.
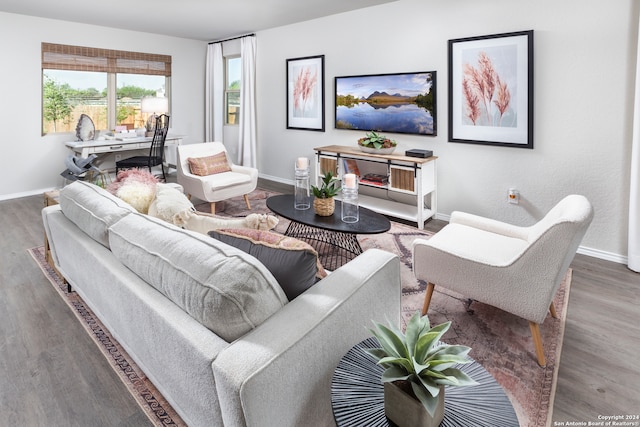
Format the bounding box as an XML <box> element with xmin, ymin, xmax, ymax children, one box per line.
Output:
<box><xmin>314</xmin><ymin>145</ymin><xmax>437</xmax><ymax>229</ymax></box>
<box><xmin>331</xmin><ymin>337</ymin><xmax>519</xmax><ymax>426</ymax></box>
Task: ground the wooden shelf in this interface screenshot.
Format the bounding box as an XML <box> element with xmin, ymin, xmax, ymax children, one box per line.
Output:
<box><xmin>314</xmin><ymin>145</ymin><xmax>437</xmax><ymax>229</ymax></box>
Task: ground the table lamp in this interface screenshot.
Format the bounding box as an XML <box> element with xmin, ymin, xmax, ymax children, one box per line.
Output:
<box><xmin>141</xmin><ymin>96</ymin><xmax>169</xmax><ymax>136</ymax></box>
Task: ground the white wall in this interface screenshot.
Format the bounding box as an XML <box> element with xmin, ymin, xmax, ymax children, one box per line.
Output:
<box><xmin>255</xmin><ymin>0</ymin><xmax>639</xmax><ymax>261</ymax></box>
<box><xmin>1</xmin><ymin>0</ymin><xmax>637</xmax><ymax>261</ymax></box>
<box><xmin>0</xmin><ymin>12</ymin><xmax>206</xmax><ymax>198</ymax></box>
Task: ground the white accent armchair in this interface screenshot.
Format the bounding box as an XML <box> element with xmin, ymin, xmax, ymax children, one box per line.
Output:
<box><xmin>412</xmin><ymin>195</ymin><xmax>593</xmax><ymax>367</ymax></box>
<box><xmin>177</xmin><ymin>142</ymin><xmax>258</xmax><ymax>214</ymax></box>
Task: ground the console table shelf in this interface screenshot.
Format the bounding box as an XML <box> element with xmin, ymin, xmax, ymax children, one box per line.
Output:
<box><xmin>314</xmin><ymin>145</ymin><xmax>437</xmax><ymax>229</ymax></box>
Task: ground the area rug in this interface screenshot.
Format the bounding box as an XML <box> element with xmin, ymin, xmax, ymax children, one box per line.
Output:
<box><xmin>28</xmin><ymin>246</ymin><xmax>186</xmax><ymax>427</ymax></box>
<box><xmin>30</xmin><ymin>188</ymin><xmax>569</xmax><ymax>427</ymax></box>
<box><xmin>200</xmin><ymin>189</ymin><xmax>571</xmax><ymax>427</ymax></box>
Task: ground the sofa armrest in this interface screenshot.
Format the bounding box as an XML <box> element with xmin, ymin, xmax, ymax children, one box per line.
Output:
<box><xmin>450</xmin><ymin>211</ymin><xmax>529</xmax><ymax>240</ymax></box>
<box><xmin>212</xmin><ymin>248</ymin><xmax>400</xmax><ymax>427</ymax></box>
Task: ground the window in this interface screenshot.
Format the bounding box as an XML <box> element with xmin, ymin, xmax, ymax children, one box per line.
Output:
<box><xmin>225</xmin><ymin>56</ymin><xmax>241</xmax><ymax>125</ymax></box>
<box><xmin>41</xmin><ymin>43</ymin><xmax>171</xmax><ymax>135</ymax></box>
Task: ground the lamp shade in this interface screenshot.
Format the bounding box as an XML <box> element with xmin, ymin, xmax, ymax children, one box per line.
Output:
<box><xmin>141</xmin><ymin>96</ymin><xmax>169</xmax><ymax>113</ymax></box>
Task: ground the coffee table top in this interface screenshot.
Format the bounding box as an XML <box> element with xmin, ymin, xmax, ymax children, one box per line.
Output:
<box><xmin>266</xmin><ymin>194</ymin><xmax>390</xmax><ymax>234</ymax></box>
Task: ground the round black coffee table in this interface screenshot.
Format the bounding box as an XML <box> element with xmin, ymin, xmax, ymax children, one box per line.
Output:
<box><xmin>266</xmin><ymin>194</ymin><xmax>390</xmax><ymax>270</ymax></box>
<box><xmin>331</xmin><ymin>337</ymin><xmax>519</xmax><ymax>427</ymax></box>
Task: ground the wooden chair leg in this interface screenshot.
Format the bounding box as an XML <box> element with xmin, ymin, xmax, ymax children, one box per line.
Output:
<box><xmin>529</xmin><ymin>322</ymin><xmax>546</xmax><ymax>367</ymax></box>
<box><xmin>549</xmin><ymin>302</ymin><xmax>558</xmax><ymax>319</ymax></box>
<box><xmin>244</xmin><ymin>194</ymin><xmax>251</xmax><ymax>210</ymax></box>
<box><xmin>421</xmin><ymin>282</ymin><xmax>436</xmax><ymax>316</ymax></box>
<box><xmin>210</xmin><ymin>202</ymin><xmax>216</xmax><ymax>214</ymax></box>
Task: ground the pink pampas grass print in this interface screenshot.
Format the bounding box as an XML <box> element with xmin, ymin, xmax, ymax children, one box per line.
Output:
<box><xmin>462</xmin><ymin>51</ymin><xmax>512</xmax><ymax>127</ymax></box>
<box><xmin>462</xmin><ymin>78</ymin><xmax>480</xmax><ymax>125</ymax></box>
<box><xmin>293</xmin><ymin>67</ymin><xmax>318</xmax><ymax>117</ymax></box>
<box><xmin>493</xmin><ymin>75</ymin><xmax>511</xmax><ymax>126</ymax></box>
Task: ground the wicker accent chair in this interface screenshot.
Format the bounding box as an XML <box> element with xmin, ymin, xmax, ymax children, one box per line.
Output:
<box><xmin>412</xmin><ymin>195</ymin><xmax>593</xmax><ymax>367</ymax></box>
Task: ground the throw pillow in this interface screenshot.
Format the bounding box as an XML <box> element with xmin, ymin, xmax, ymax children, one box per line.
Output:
<box><xmin>209</xmin><ymin>229</ymin><xmax>327</xmax><ymax>301</ymax></box>
<box><xmin>174</xmin><ymin>210</ymin><xmax>278</xmax><ymax>233</ymax></box>
<box><xmin>107</xmin><ymin>169</ymin><xmax>159</xmax><ymax>214</ymax></box>
<box><xmin>116</xmin><ymin>182</ymin><xmax>156</xmax><ymax>214</ymax></box>
<box><xmin>188</xmin><ymin>152</ymin><xmax>232</xmax><ymax>176</ymax></box>
<box><xmin>147</xmin><ymin>183</ymin><xmax>195</xmax><ymax>223</ymax></box>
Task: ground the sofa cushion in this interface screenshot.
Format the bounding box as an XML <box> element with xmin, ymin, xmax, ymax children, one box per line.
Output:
<box><xmin>188</xmin><ymin>152</ymin><xmax>232</xmax><ymax>176</ymax></box>
<box><xmin>209</xmin><ymin>229</ymin><xmax>327</xmax><ymax>300</ymax></box>
<box><xmin>59</xmin><ymin>181</ymin><xmax>136</xmax><ymax>248</ymax></box>
<box><xmin>108</xmin><ymin>213</ymin><xmax>288</xmax><ymax>342</ymax></box>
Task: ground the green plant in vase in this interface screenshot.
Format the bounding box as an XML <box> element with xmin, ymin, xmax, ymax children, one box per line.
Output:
<box><xmin>358</xmin><ymin>130</ymin><xmax>397</xmax><ymax>150</ymax></box>
<box><xmin>311</xmin><ymin>171</ymin><xmax>340</xmax><ymax>216</ymax></box>
<box><xmin>365</xmin><ymin>311</ymin><xmax>478</xmax><ymax>426</ymax></box>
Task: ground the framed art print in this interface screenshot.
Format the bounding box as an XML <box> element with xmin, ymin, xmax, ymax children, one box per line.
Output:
<box><xmin>449</xmin><ymin>30</ymin><xmax>533</xmax><ymax>148</ymax></box>
<box><xmin>286</xmin><ymin>54</ymin><xmax>325</xmax><ymax>131</ymax></box>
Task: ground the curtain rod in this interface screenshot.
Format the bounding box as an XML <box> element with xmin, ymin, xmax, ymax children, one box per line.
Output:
<box><xmin>208</xmin><ymin>33</ymin><xmax>255</xmax><ymax>45</ymax></box>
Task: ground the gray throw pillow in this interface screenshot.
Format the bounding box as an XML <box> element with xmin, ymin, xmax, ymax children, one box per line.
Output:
<box><xmin>209</xmin><ymin>229</ymin><xmax>327</xmax><ymax>300</ymax></box>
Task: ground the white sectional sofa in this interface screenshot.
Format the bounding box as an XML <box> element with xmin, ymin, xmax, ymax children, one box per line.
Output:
<box><xmin>41</xmin><ymin>181</ymin><xmax>401</xmax><ymax>427</ymax></box>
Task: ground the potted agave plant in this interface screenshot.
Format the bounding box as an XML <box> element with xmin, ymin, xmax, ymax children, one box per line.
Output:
<box><xmin>357</xmin><ymin>130</ymin><xmax>397</xmax><ymax>154</ymax></box>
<box><xmin>365</xmin><ymin>311</ymin><xmax>478</xmax><ymax>427</ymax></box>
<box><xmin>311</xmin><ymin>170</ymin><xmax>340</xmax><ymax>216</ymax></box>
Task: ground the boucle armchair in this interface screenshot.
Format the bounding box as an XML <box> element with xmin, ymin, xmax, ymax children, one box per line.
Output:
<box><xmin>412</xmin><ymin>195</ymin><xmax>593</xmax><ymax>367</ymax></box>
<box><xmin>177</xmin><ymin>142</ymin><xmax>257</xmax><ymax>214</ymax></box>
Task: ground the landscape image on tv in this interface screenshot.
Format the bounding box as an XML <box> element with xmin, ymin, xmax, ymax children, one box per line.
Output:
<box><xmin>335</xmin><ymin>71</ymin><xmax>436</xmax><ymax>136</ymax></box>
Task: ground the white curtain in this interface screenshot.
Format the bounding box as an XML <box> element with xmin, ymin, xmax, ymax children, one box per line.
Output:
<box><xmin>205</xmin><ymin>43</ymin><xmax>224</xmax><ymax>142</ymax></box>
<box><xmin>238</xmin><ymin>36</ymin><xmax>257</xmax><ymax>167</ymax></box>
<box><xmin>629</xmin><ymin>18</ymin><xmax>640</xmax><ymax>272</ymax></box>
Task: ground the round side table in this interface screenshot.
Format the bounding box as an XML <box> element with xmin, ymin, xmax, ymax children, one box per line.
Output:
<box><xmin>331</xmin><ymin>337</ymin><xmax>519</xmax><ymax>427</ymax></box>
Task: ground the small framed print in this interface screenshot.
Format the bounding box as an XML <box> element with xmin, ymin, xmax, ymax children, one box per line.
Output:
<box><xmin>449</xmin><ymin>30</ymin><xmax>533</xmax><ymax>148</ymax></box>
<box><xmin>286</xmin><ymin>54</ymin><xmax>325</xmax><ymax>131</ymax></box>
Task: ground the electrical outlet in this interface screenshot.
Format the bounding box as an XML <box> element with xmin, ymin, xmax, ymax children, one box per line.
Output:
<box><xmin>508</xmin><ymin>188</ymin><xmax>519</xmax><ymax>204</ymax></box>
<box><xmin>115</xmin><ymin>154</ymin><xmax>122</xmax><ymax>162</ymax></box>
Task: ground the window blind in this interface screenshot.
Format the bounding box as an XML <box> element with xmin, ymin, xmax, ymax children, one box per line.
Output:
<box><xmin>42</xmin><ymin>43</ymin><xmax>171</xmax><ymax>76</ymax></box>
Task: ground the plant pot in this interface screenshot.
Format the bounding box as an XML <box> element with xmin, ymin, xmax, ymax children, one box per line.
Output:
<box><xmin>384</xmin><ymin>381</ymin><xmax>444</xmax><ymax>427</ymax></box>
<box><xmin>314</xmin><ymin>197</ymin><xmax>335</xmax><ymax>216</ymax></box>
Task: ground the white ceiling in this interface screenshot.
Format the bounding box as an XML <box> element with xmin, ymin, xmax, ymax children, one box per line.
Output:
<box><xmin>0</xmin><ymin>0</ymin><xmax>397</xmax><ymax>41</ymax></box>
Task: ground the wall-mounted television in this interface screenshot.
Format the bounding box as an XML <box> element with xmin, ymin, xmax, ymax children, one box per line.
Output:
<box><xmin>335</xmin><ymin>71</ymin><xmax>437</xmax><ymax>136</ymax></box>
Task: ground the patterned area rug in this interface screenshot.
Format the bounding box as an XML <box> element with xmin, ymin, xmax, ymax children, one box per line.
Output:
<box><xmin>29</xmin><ymin>189</ymin><xmax>569</xmax><ymax>427</ymax></box>
<box><xmin>200</xmin><ymin>189</ymin><xmax>571</xmax><ymax>427</ymax></box>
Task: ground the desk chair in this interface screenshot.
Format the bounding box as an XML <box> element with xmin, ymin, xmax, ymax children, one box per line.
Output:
<box><xmin>116</xmin><ymin>114</ymin><xmax>169</xmax><ymax>181</ymax></box>
<box><xmin>412</xmin><ymin>195</ymin><xmax>593</xmax><ymax>366</ymax></box>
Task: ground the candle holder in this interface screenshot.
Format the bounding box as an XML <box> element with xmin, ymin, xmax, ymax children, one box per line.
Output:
<box><xmin>341</xmin><ymin>173</ymin><xmax>359</xmax><ymax>223</ymax></box>
<box><xmin>294</xmin><ymin>158</ymin><xmax>311</xmax><ymax>210</ymax></box>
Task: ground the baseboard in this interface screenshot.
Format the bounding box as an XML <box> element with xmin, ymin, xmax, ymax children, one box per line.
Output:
<box><xmin>0</xmin><ymin>186</ymin><xmax>59</xmax><ymax>201</ymax></box>
<box><xmin>258</xmin><ymin>173</ymin><xmax>293</xmax><ymax>186</ymax></box>
<box><xmin>577</xmin><ymin>245</ymin><xmax>627</xmax><ymax>264</ymax></box>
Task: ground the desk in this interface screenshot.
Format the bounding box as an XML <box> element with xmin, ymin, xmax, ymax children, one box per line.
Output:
<box><xmin>331</xmin><ymin>337</ymin><xmax>519</xmax><ymax>426</ymax></box>
<box><xmin>65</xmin><ymin>135</ymin><xmax>184</xmax><ymax>167</ymax></box>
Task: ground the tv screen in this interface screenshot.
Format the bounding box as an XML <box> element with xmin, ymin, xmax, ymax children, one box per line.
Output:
<box><xmin>335</xmin><ymin>71</ymin><xmax>436</xmax><ymax>136</ymax></box>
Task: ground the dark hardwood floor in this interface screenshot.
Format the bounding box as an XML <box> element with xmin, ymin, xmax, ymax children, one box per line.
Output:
<box><xmin>1</xmin><ymin>184</ymin><xmax>639</xmax><ymax>425</ymax></box>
